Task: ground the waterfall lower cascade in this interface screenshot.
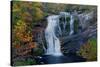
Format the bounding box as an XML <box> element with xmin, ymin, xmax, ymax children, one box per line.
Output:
<box><xmin>45</xmin><ymin>15</ymin><xmax>63</xmax><ymax>56</ymax></box>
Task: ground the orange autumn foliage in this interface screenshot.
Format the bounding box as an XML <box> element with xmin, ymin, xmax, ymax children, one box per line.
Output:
<box><xmin>16</xmin><ymin>42</ymin><xmax>37</xmax><ymax>56</ymax></box>
<box><xmin>14</xmin><ymin>44</ymin><xmax>21</xmax><ymax>49</ymax></box>
<box><xmin>12</xmin><ymin>2</ymin><xmax>44</xmax><ymax>56</ymax></box>
<box><xmin>29</xmin><ymin>42</ymin><xmax>37</xmax><ymax>48</ymax></box>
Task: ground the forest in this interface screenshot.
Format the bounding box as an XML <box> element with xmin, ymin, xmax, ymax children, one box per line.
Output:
<box><xmin>11</xmin><ymin>1</ymin><xmax>97</xmax><ymax>66</ymax></box>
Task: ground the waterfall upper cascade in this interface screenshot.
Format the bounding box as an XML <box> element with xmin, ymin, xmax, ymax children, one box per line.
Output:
<box><xmin>59</xmin><ymin>12</ymin><xmax>70</xmax><ymax>32</ymax></box>
<box><xmin>69</xmin><ymin>15</ymin><xmax>74</xmax><ymax>35</ymax></box>
<box><xmin>59</xmin><ymin>12</ymin><xmax>74</xmax><ymax>35</ymax></box>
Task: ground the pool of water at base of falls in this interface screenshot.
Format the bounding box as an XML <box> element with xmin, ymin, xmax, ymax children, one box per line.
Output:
<box><xmin>35</xmin><ymin>53</ymin><xmax>86</xmax><ymax>64</ymax></box>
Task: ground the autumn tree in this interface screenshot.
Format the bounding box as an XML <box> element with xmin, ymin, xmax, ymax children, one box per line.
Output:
<box><xmin>12</xmin><ymin>1</ymin><xmax>43</xmax><ymax>55</ymax></box>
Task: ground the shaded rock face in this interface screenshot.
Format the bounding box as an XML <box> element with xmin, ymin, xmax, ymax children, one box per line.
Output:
<box><xmin>32</xmin><ymin>19</ymin><xmax>47</xmax><ymax>55</ymax></box>
<box><xmin>61</xmin><ymin>23</ymin><xmax>97</xmax><ymax>54</ymax></box>
<box><xmin>61</xmin><ymin>36</ymin><xmax>87</xmax><ymax>54</ymax></box>
<box><xmin>32</xmin><ymin>18</ymin><xmax>47</xmax><ymax>42</ymax></box>
<box><xmin>32</xmin><ymin>27</ymin><xmax>45</xmax><ymax>42</ymax></box>
<box><xmin>78</xmin><ymin>12</ymin><xmax>94</xmax><ymax>30</ymax></box>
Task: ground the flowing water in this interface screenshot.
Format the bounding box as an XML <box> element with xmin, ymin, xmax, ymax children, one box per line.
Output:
<box><xmin>45</xmin><ymin>12</ymin><xmax>75</xmax><ymax>56</ymax></box>
<box><xmin>45</xmin><ymin>15</ymin><xmax>62</xmax><ymax>56</ymax></box>
<box><xmin>69</xmin><ymin>15</ymin><xmax>74</xmax><ymax>35</ymax></box>
<box><xmin>59</xmin><ymin>12</ymin><xmax>74</xmax><ymax>35</ymax></box>
<box><xmin>59</xmin><ymin>12</ymin><xmax>69</xmax><ymax>32</ymax></box>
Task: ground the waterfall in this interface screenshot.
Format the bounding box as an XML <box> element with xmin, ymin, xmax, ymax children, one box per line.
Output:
<box><xmin>45</xmin><ymin>15</ymin><xmax>63</xmax><ymax>56</ymax></box>
<box><xmin>59</xmin><ymin>12</ymin><xmax>74</xmax><ymax>35</ymax></box>
<box><xmin>59</xmin><ymin>12</ymin><xmax>70</xmax><ymax>32</ymax></box>
<box><xmin>69</xmin><ymin>15</ymin><xmax>74</xmax><ymax>35</ymax></box>
<box><xmin>44</xmin><ymin>13</ymin><xmax>75</xmax><ymax>56</ymax></box>
<box><xmin>44</xmin><ymin>12</ymin><xmax>94</xmax><ymax>56</ymax></box>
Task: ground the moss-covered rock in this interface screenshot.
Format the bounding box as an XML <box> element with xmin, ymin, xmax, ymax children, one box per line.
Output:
<box><xmin>77</xmin><ymin>38</ymin><xmax>97</xmax><ymax>61</ymax></box>
<box><xmin>33</xmin><ymin>48</ymin><xmax>44</xmax><ymax>56</ymax></box>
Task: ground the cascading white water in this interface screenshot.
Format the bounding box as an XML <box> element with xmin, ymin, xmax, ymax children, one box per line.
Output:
<box><xmin>69</xmin><ymin>15</ymin><xmax>74</xmax><ymax>35</ymax></box>
<box><xmin>59</xmin><ymin>12</ymin><xmax>74</xmax><ymax>35</ymax></box>
<box><xmin>59</xmin><ymin>12</ymin><xmax>70</xmax><ymax>32</ymax></box>
<box><xmin>44</xmin><ymin>12</ymin><xmax>76</xmax><ymax>56</ymax></box>
<box><xmin>45</xmin><ymin>15</ymin><xmax>63</xmax><ymax>56</ymax></box>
